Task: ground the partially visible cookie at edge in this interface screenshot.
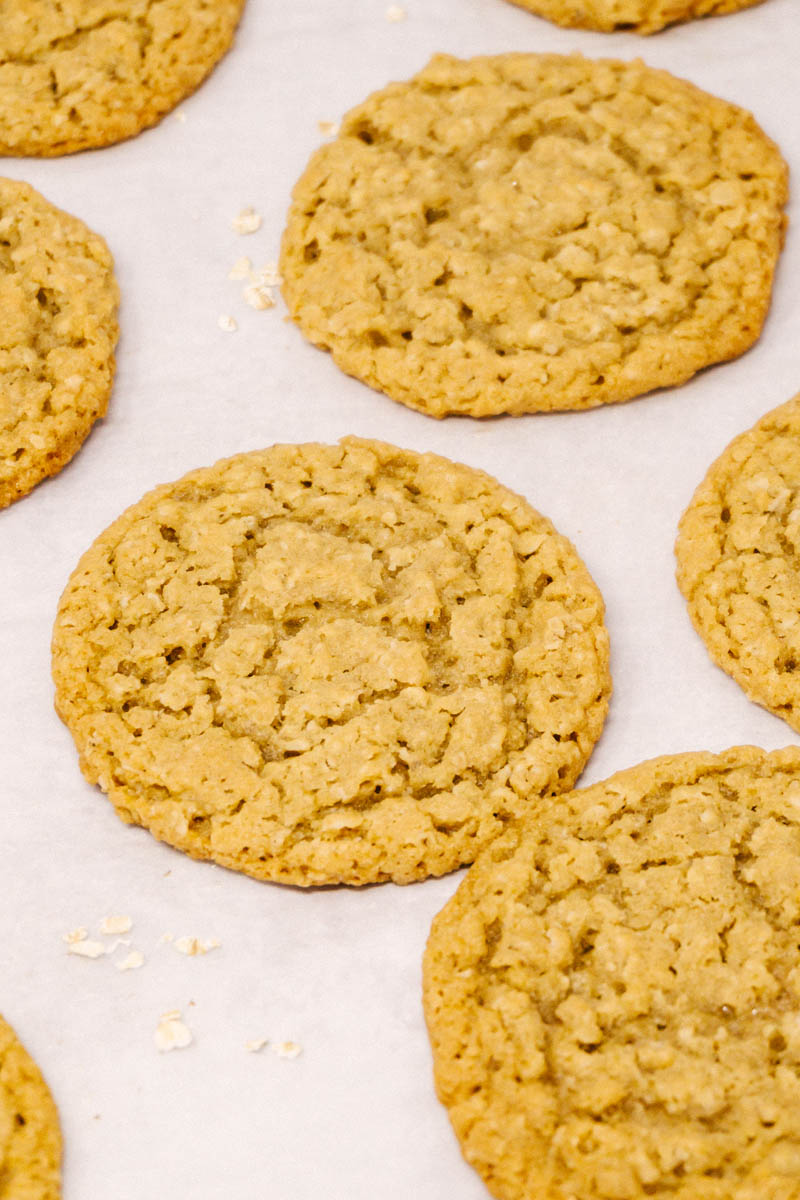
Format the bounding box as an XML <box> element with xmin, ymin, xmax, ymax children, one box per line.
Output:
<box><xmin>677</xmin><ymin>392</ymin><xmax>800</xmax><ymax>734</ymax></box>
<box><xmin>280</xmin><ymin>53</ymin><xmax>788</xmax><ymax>419</ymax></box>
<box><xmin>504</xmin><ymin>0</ymin><xmax>765</xmax><ymax>35</ymax></box>
<box><xmin>0</xmin><ymin>1013</ymin><xmax>61</xmax><ymax>1199</ymax></box>
<box><xmin>424</xmin><ymin>745</ymin><xmax>800</xmax><ymax>1200</ymax></box>
<box><xmin>0</xmin><ymin>177</ymin><xmax>118</xmax><ymax>509</ymax></box>
<box><xmin>52</xmin><ymin>437</ymin><xmax>611</xmax><ymax>887</ymax></box>
<box><xmin>0</xmin><ymin>1</ymin><xmax>246</xmax><ymax>156</ymax></box>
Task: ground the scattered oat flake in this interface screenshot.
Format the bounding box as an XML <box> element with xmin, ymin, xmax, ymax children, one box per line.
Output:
<box><xmin>274</xmin><ymin>1041</ymin><xmax>303</xmax><ymax>1060</ymax></box>
<box><xmin>100</xmin><ymin>915</ymin><xmax>133</xmax><ymax>935</ymax></box>
<box><xmin>116</xmin><ymin>950</ymin><xmax>145</xmax><ymax>972</ymax></box>
<box><xmin>160</xmin><ymin>932</ymin><xmax>174</xmax><ymax>944</ymax></box>
<box><xmin>228</xmin><ymin>255</ymin><xmax>252</xmax><ymax>281</ymax></box>
<box><xmin>155</xmin><ymin>1010</ymin><xmax>193</xmax><ymax>1052</ymax></box>
<box><xmin>385</xmin><ymin>4</ymin><xmax>406</xmax><ymax>19</ymax></box>
<box><xmin>63</xmin><ymin>927</ymin><xmax>88</xmax><ymax>945</ymax></box>
<box><xmin>173</xmin><ymin>110</ymin><xmax>187</xmax><ymax>123</ymax></box>
<box><xmin>68</xmin><ymin>939</ymin><xmax>106</xmax><ymax>959</ymax></box>
<box><xmin>218</xmin><ymin>314</ymin><xmax>237</xmax><ymax>332</ymax></box>
<box><xmin>243</xmin><ymin>284</ymin><xmax>275</xmax><ymax>311</ymax></box>
<box><xmin>173</xmin><ymin>935</ymin><xmax>220</xmax><ymax>957</ymax></box>
<box><xmin>231</xmin><ymin>206</ymin><xmax>262</xmax><ymax>235</ymax></box>
<box><xmin>246</xmin><ymin>1038</ymin><xmax>269</xmax><ymax>1053</ymax></box>
<box><xmin>318</xmin><ymin>119</ymin><xmax>340</xmax><ymax>137</ymax></box>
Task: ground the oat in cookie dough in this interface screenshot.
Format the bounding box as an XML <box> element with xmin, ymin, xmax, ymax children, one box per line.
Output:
<box><xmin>424</xmin><ymin>746</ymin><xmax>800</xmax><ymax>1200</ymax></box>
<box><xmin>51</xmin><ymin>438</ymin><xmax>610</xmax><ymax>886</ymax></box>
<box><xmin>505</xmin><ymin>0</ymin><xmax>765</xmax><ymax>36</ymax></box>
<box><xmin>676</xmin><ymin>392</ymin><xmax>800</xmax><ymax>735</ymax></box>
<box><xmin>280</xmin><ymin>54</ymin><xmax>787</xmax><ymax>419</ymax></box>
<box><xmin>0</xmin><ymin>178</ymin><xmax>118</xmax><ymax>509</ymax></box>
<box><xmin>0</xmin><ymin>0</ymin><xmax>245</xmax><ymax>156</ymax></box>
<box><xmin>0</xmin><ymin>1014</ymin><xmax>61</xmax><ymax>1199</ymax></box>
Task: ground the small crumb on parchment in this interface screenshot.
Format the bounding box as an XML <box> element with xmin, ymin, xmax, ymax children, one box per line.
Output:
<box><xmin>274</xmin><ymin>1041</ymin><xmax>303</xmax><ymax>1060</ymax></box>
<box><xmin>246</xmin><ymin>1038</ymin><xmax>269</xmax><ymax>1053</ymax></box>
<box><xmin>116</xmin><ymin>951</ymin><xmax>145</xmax><ymax>972</ymax></box>
<box><xmin>385</xmin><ymin>4</ymin><xmax>407</xmax><ymax>20</ymax></box>
<box><xmin>243</xmin><ymin>284</ymin><xmax>275</xmax><ymax>311</ymax></box>
<box><xmin>63</xmin><ymin>927</ymin><xmax>88</xmax><ymax>945</ymax></box>
<box><xmin>155</xmin><ymin>1010</ymin><xmax>193</xmax><ymax>1052</ymax></box>
<box><xmin>231</xmin><ymin>206</ymin><xmax>262</xmax><ymax>235</ymax></box>
<box><xmin>100</xmin><ymin>915</ymin><xmax>133</xmax><ymax>935</ymax></box>
<box><xmin>218</xmin><ymin>314</ymin><xmax>237</xmax><ymax>332</ymax></box>
<box><xmin>173</xmin><ymin>936</ymin><xmax>221</xmax><ymax>957</ymax></box>
<box><xmin>173</xmin><ymin>110</ymin><xmax>187</xmax><ymax>123</ymax></box>
<box><xmin>318</xmin><ymin>120</ymin><xmax>340</xmax><ymax>137</ymax></box>
<box><xmin>228</xmin><ymin>255</ymin><xmax>252</xmax><ymax>281</ymax></box>
<box><xmin>68</xmin><ymin>939</ymin><xmax>106</xmax><ymax>959</ymax></box>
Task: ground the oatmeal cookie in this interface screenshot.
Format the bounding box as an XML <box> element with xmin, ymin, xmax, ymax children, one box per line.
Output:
<box><xmin>52</xmin><ymin>438</ymin><xmax>610</xmax><ymax>886</ymax></box>
<box><xmin>505</xmin><ymin>0</ymin><xmax>765</xmax><ymax>36</ymax></box>
<box><xmin>677</xmin><ymin>393</ymin><xmax>800</xmax><ymax>734</ymax></box>
<box><xmin>424</xmin><ymin>746</ymin><xmax>800</xmax><ymax>1200</ymax></box>
<box><xmin>0</xmin><ymin>1014</ymin><xmax>61</xmax><ymax>1199</ymax></box>
<box><xmin>0</xmin><ymin>0</ymin><xmax>245</xmax><ymax>156</ymax></box>
<box><xmin>280</xmin><ymin>53</ymin><xmax>787</xmax><ymax>418</ymax></box>
<box><xmin>0</xmin><ymin>177</ymin><xmax>118</xmax><ymax>509</ymax></box>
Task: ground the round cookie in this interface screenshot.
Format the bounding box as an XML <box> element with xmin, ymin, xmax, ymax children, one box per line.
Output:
<box><xmin>51</xmin><ymin>437</ymin><xmax>611</xmax><ymax>887</ymax></box>
<box><xmin>424</xmin><ymin>746</ymin><xmax>800</xmax><ymax>1200</ymax></box>
<box><xmin>0</xmin><ymin>178</ymin><xmax>118</xmax><ymax>509</ymax></box>
<box><xmin>0</xmin><ymin>1014</ymin><xmax>61</xmax><ymax>1199</ymax></box>
<box><xmin>504</xmin><ymin>0</ymin><xmax>765</xmax><ymax>35</ymax></box>
<box><xmin>280</xmin><ymin>54</ymin><xmax>787</xmax><ymax>419</ymax></box>
<box><xmin>677</xmin><ymin>394</ymin><xmax>800</xmax><ymax>734</ymax></box>
<box><xmin>0</xmin><ymin>0</ymin><xmax>245</xmax><ymax>157</ymax></box>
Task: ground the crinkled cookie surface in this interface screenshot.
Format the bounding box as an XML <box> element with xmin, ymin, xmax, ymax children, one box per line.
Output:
<box><xmin>424</xmin><ymin>747</ymin><xmax>800</xmax><ymax>1200</ymax></box>
<box><xmin>506</xmin><ymin>0</ymin><xmax>765</xmax><ymax>35</ymax></box>
<box><xmin>0</xmin><ymin>177</ymin><xmax>118</xmax><ymax>509</ymax></box>
<box><xmin>0</xmin><ymin>1014</ymin><xmax>61</xmax><ymax>1199</ymax></box>
<box><xmin>0</xmin><ymin>0</ymin><xmax>245</xmax><ymax>156</ymax></box>
<box><xmin>280</xmin><ymin>53</ymin><xmax>787</xmax><ymax>418</ymax></box>
<box><xmin>676</xmin><ymin>394</ymin><xmax>800</xmax><ymax>734</ymax></box>
<box><xmin>51</xmin><ymin>438</ymin><xmax>610</xmax><ymax>886</ymax></box>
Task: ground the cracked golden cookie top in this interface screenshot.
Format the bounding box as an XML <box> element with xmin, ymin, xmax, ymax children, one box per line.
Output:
<box><xmin>676</xmin><ymin>393</ymin><xmax>800</xmax><ymax>734</ymax></box>
<box><xmin>505</xmin><ymin>0</ymin><xmax>765</xmax><ymax>35</ymax></box>
<box><xmin>0</xmin><ymin>1014</ymin><xmax>61</xmax><ymax>1199</ymax></box>
<box><xmin>0</xmin><ymin>0</ymin><xmax>245</xmax><ymax>156</ymax></box>
<box><xmin>0</xmin><ymin>177</ymin><xmax>118</xmax><ymax>509</ymax></box>
<box><xmin>280</xmin><ymin>53</ymin><xmax>787</xmax><ymax>419</ymax></box>
<box><xmin>424</xmin><ymin>746</ymin><xmax>800</xmax><ymax>1200</ymax></box>
<box><xmin>51</xmin><ymin>438</ymin><xmax>610</xmax><ymax>887</ymax></box>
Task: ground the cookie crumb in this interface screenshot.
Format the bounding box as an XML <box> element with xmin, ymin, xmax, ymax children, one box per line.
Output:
<box><xmin>173</xmin><ymin>935</ymin><xmax>220</xmax><ymax>957</ymax></box>
<box><xmin>218</xmin><ymin>314</ymin><xmax>237</xmax><ymax>332</ymax></box>
<box><xmin>173</xmin><ymin>110</ymin><xmax>187</xmax><ymax>124</ymax></box>
<box><xmin>245</xmin><ymin>1038</ymin><xmax>268</xmax><ymax>1053</ymax></box>
<box><xmin>274</xmin><ymin>1040</ymin><xmax>303</xmax><ymax>1059</ymax></box>
<box><xmin>68</xmin><ymin>939</ymin><xmax>106</xmax><ymax>959</ymax></box>
<box><xmin>231</xmin><ymin>206</ymin><xmax>262</xmax><ymax>235</ymax></box>
<box><xmin>99</xmin><ymin>915</ymin><xmax>133</xmax><ymax>935</ymax></box>
<box><xmin>385</xmin><ymin>4</ymin><xmax>407</xmax><ymax>19</ymax></box>
<box><xmin>63</xmin><ymin>927</ymin><xmax>88</xmax><ymax>945</ymax></box>
<box><xmin>116</xmin><ymin>951</ymin><xmax>145</xmax><ymax>971</ymax></box>
<box><xmin>228</xmin><ymin>256</ymin><xmax>252</xmax><ymax>281</ymax></box>
<box><xmin>154</xmin><ymin>1010</ymin><xmax>193</xmax><ymax>1052</ymax></box>
<box><xmin>318</xmin><ymin>120</ymin><xmax>340</xmax><ymax>137</ymax></box>
<box><xmin>243</xmin><ymin>284</ymin><xmax>275</xmax><ymax>311</ymax></box>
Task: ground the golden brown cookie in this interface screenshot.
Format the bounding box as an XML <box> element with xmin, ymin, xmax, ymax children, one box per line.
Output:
<box><xmin>0</xmin><ymin>178</ymin><xmax>118</xmax><ymax>509</ymax></box>
<box><xmin>424</xmin><ymin>746</ymin><xmax>800</xmax><ymax>1200</ymax></box>
<box><xmin>0</xmin><ymin>0</ymin><xmax>245</xmax><ymax>157</ymax></box>
<box><xmin>280</xmin><ymin>54</ymin><xmax>787</xmax><ymax>419</ymax></box>
<box><xmin>52</xmin><ymin>438</ymin><xmax>610</xmax><ymax>886</ymax></box>
<box><xmin>505</xmin><ymin>0</ymin><xmax>765</xmax><ymax>35</ymax></box>
<box><xmin>0</xmin><ymin>1014</ymin><xmax>61</xmax><ymax>1199</ymax></box>
<box><xmin>676</xmin><ymin>393</ymin><xmax>800</xmax><ymax>734</ymax></box>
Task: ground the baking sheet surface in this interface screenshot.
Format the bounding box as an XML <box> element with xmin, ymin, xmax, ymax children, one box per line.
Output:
<box><xmin>1</xmin><ymin>1</ymin><xmax>799</xmax><ymax>1195</ymax></box>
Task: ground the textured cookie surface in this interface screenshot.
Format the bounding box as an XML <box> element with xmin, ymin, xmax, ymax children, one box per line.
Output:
<box><xmin>506</xmin><ymin>0</ymin><xmax>764</xmax><ymax>35</ymax></box>
<box><xmin>0</xmin><ymin>1014</ymin><xmax>61</xmax><ymax>1199</ymax></box>
<box><xmin>0</xmin><ymin>0</ymin><xmax>245</xmax><ymax>156</ymax></box>
<box><xmin>676</xmin><ymin>394</ymin><xmax>800</xmax><ymax>733</ymax></box>
<box><xmin>424</xmin><ymin>746</ymin><xmax>800</xmax><ymax>1200</ymax></box>
<box><xmin>280</xmin><ymin>54</ymin><xmax>787</xmax><ymax>418</ymax></box>
<box><xmin>52</xmin><ymin>438</ymin><xmax>610</xmax><ymax>886</ymax></box>
<box><xmin>0</xmin><ymin>178</ymin><xmax>118</xmax><ymax>509</ymax></box>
